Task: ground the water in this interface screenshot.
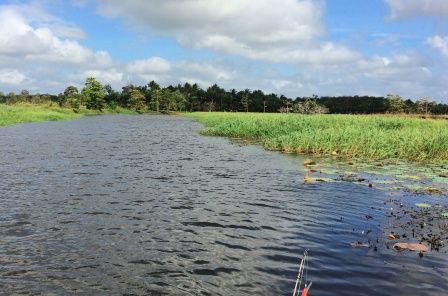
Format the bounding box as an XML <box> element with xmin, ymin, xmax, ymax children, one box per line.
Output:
<box><xmin>0</xmin><ymin>115</ymin><xmax>447</xmax><ymax>295</ymax></box>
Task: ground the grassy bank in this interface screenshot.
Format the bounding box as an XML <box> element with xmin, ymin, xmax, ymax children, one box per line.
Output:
<box><xmin>184</xmin><ymin>112</ymin><xmax>448</xmax><ymax>163</ymax></box>
<box><xmin>0</xmin><ymin>104</ymin><xmax>136</xmax><ymax>127</ymax></box>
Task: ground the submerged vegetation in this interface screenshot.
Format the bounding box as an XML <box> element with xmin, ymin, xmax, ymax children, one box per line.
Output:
<box><xmin>185</xmin><ymin>112</ymin><xmax>448</xmax><ymax>163</ymax></box>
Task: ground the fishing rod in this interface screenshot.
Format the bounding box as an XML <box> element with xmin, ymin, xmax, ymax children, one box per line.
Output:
<box><xmin>292</xmin><ymin>250</ymin><xmax>312</xmax><ymax>296</ymax></box>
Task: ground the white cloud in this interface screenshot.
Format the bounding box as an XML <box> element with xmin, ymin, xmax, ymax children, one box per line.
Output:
<box><xmin>178</xmin><ymin>77</ymin><xmax>212</xmax><ymax>87</ymax></box>
<box><xmin>98</xmin><ymin>0</ymin><xmax>324</xmax><ymax>43</ymax></box>
<box><xmin>0</xmin><ymin>8</ymin><xmax>50</xmax><ymax>55</ymax></box>
<box><xmin>82</xmin><ymin>69</ymin><xmax>124</xmax><ymax>84</ymax></box>
<box><xmin>270</xmin><ymin>79</ymin><xmax>295</xmax><ymax>90</ymax></box>
<box><xmin>1</xmin><ymin>1</ymin><xmax>447</xmax><ymax>102</ymax></box>
<box><xmin>0</xmin><ymin>69</ymin><xmax>27</xmax><ymax>85</ymax></box>
<box><xmin>427</xmin><ymin>35</ymin><xmax>448</xmax><ymax>57</ymax></box>
<box><xmin>127</xmin><ymin>57</ymin><xmax>171</xmax><ymax>74</ymax></box>
<box><xmin>0</xmin><ymin>2</ymin><xmax>118</xmax><ymax>93</ymax></box>
<box><xmin>96</xmin><ymin>0</ymin><xmax>359</xmax><ymax>64</ymax></box>
<box><xmin>47</xmin><ymin>24</ymin><xmax>86</xmax><ymax>39</ymax></box>
<box><xmin>0</xmin><ymin>4</ymin><xmax>109</xmax><ymax>67</ymax></box>
<box><xmin>125</xmin><ymin>59</ymin><xmax>235</xmax><ymax>89</ymax></box>
<box><xmin>177</xmin><ymin>61</ymin><xmax>234</xmax><ymax>82</ymax></box>
<box><xmin>385</xmin><ymin>0</ymin><xmax>448</xmax><ymax>19</ymax></box>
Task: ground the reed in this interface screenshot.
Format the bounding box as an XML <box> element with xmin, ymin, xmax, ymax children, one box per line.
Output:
<box><xmin>184</xmin><ymin>112</ymin><xmax>448</xmax><ymax>163</ymax></box>
<box><xmin>0</xmin><ymin>103</ymin><xmax>137</xmax><ymax>127</ymax></box>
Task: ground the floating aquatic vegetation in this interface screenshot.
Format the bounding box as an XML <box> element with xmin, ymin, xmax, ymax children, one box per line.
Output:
<box><xmin>303</xmin><ymin>159</ymin><xmax>317</xmax><ymax>167</ymax></box>
<box><xmin>405</xmin><ymin>185</ymin><xmax>448</xmax><ymax>196</ymax></box>
<box><xmin>350</xmin><ymin>241</ymin><xmax>369</xmax><ymax>248</ymax></box>
<box><xmin>415</xmin><ymin>203</ymin><xmax>431</xmax><ymax>208</ymax></box>
<box><xmin>387</xmin><ymin>233</ymin><xmax>397</xmax><ymax>240</ymax></box>
<box><xmin>298</xmin><ymin>156</ymin><xmax>448</xmax><ymax>197</ymax></box>
<box><xmin>337</xmin><ymin>174</ymin><xmax>366</xmax><ymax>183</ymax></box>
<box><xmin>393</xmin><ymin>243</ymin><xmax>429</xmax><ymax>252</ymax></box>
<box><xmin>384</xmin><ymin>198</ymin><xmax>448</xmax><ymax>251</ymax></box>
<box><xmin>302</xmin><ymin>176</ymin><xmax>335</xmax><ymax>183</ymax></box>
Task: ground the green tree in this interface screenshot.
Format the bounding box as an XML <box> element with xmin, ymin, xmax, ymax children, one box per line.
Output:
<box><xmin>386</xmin><ymin>94</ymin><xmax>406</xmax><ymax>113</ymax></box>
<box><xmin>415</xmin><ymin>97</ymin><xmax>433</xmax><ymax>115</ymax></box>
<box><xmin>206</xmin><ymin>84</ymin><xmax>227</xmax><ymax>111</ymax></box>
<box><xmin>293</xmin><ymin>97</ymin><xmax>329</xmax><ymax>114</ymax></box>
<box><xmin>82</xmin><ymin>77</ymin><xmax>105</xmax><ymax>112</ymax></box>
<box><xmin>19</xmin><ymin>90</ymin><xmax>30</xmax><ymax>103</ymax></box>
<box><xmin>205</xmin><ymin>98</ymin><xmax>215</xmax><ymax>112</ymax></box>
<box><xmin>6</xmin><ymin>92</ymin><xmax>16</xmax><ymax>104</ymax></box>
<box><xmin>150</xmin><ymin>87</ymin><xmax>162</xmax><ymax>112</ymax></box>
<box><xmin>63</xmin><ymin>86</ymin><xmax>80</xmax><ymax>112</ymax></box>
<box><xmin>169</xmin><ymin>89</ymin><xmax>186</xmax><ymax>111</ymax></box>
<box><xmin>104</xmin><ymin>84</ymin><xmax>119</xmax><ymax>108</ymax></box>
<box><xmin>64</xmin><ymin>86</ymin><xmax>79</xmax><ymax>98</ymax></box>
<box><xmin>129</xmin><ymin>89</ymin><xmax>147</xmax><ymax>113</ymax></box>
<box><xmin>241</xmin><ymin>89</ymin><xmax>250</xmax><ymax>112</ymax></box>
<box><xmin>160</xmin><ymin>88</ymin><xmax>173</xmax><ymax>111</ymax></box>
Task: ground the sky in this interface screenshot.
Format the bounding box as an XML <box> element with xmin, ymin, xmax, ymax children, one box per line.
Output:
<box><xmin>0</xmin><ymin>0</ymin><xmax>448</xmax><ymax>102</ymax></box>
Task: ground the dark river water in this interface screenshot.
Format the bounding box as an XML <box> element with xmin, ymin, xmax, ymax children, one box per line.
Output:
<box><xmin>0</xmin><ymin>115</ymin><xmax>447</xmax><ymax>295</ymax></box>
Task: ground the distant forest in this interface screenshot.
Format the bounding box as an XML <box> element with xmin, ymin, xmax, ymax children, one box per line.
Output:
<box><xmin>1</xmin><ymin>77</ymin><xmax>448</xmax><ymax>115</ymax></box>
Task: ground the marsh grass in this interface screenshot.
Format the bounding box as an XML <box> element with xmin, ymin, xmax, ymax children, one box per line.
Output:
<box><xmin>0</xmin><ymin>103</ymin><xmax>138</xmax><ymax>127</ymax></box>
<box><xmin>184</xmin><ymin>112</ymin><xmax>448</xmax><ymax>163</ymax></box>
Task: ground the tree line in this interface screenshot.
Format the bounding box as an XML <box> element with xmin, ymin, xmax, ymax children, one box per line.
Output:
<box><xmin>1</xmin><ymin>77</ymin><xmax>447</xmax><ymax>115</ymax></box>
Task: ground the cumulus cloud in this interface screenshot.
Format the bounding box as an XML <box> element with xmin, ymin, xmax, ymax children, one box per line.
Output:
<box><xmin>427</xmin><ymin>35</ymin><xmax>448</xmax><ymax>57</ymax></box>
<box><xmin>98</xmin><ymin>0</ymin><xmax>324</xmax><ymax>43</ymax></box>
<box><xmin>127</xmin><ymin>57</ymin><xmax>171</xmax><ymax>74</ymax></box>
<box><xmin>260</xmin><ymin>52</ymin><xmax>439</xmax><ymax>99</ymax></box>
<box><xmin>47</xmin><ymin>24</ymin><xmax>86</xmax><ymax>39</ymax></box>
<box><xmin>84</xmin><ymin>69</ymin><xmax>124</xmax><ymax>84</ymax></box>
<box><xmin>1</xmin><ymin>1</ymin><xmax>447</xmax><ymax>102</ymax></box>
<box><xmin>2</xmin><ymin>2</ymin><xmax>86</xmax><ymax>39</ymax></box>
<box><xmin>385</xmin><ymin>0</ymin><xmax>448</xmax><ymax>19</ymax></box>
<box><xmin>0</xmin><ymin>69</ymin><xmax>27</xmax><ymax>85</ymax></box>
<box><xmin>0</xmin><ymin>5</ymin><xmax>111</xmax><ymax>68</ymax></box>
<box><xmin>356</xmin><ymin>54</ymin><xmax>432</xmax><ymax>86</ymax></box>
<box><xmin>96</xmin><ymin>0</ymin><xmax>359</xmax><ymax>64</ymax></box>
<box><xmin>0</xmin><ymin>2</ymin><xmax>119</xmax><ymax>92</ymax></box>
<box><xmin>0</xmin><ymin>8</ymin><xmax>50</xmax><ymax>56</ymax></box>
<box><xmin>0</xmin><ymin>2</ymin><xmax>238</xmax><ymax>94</ymax></box>
<box><xmin>124</xmin><ymin>59</ymin><xmax>236</xmax><ymax>88</ymax></box>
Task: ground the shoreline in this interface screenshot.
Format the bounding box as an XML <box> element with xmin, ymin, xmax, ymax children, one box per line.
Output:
<box><xmin>183</xmin><ymin>112</ymin><xmax>448</xmax><ymax>164</ymax></box>
<box><xmin>0</xmin><ymin>104</ymin><xmax>143</xmax><ymax>127</ymax></box>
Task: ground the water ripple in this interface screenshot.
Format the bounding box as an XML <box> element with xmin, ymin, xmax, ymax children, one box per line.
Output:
<box><xmin>0</xmin><ymin>115</ymin><xmax>446</xmax><ymax>295</ymax></box>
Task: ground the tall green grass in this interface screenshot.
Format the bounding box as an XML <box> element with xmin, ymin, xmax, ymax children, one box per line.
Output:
<box><xmin>0</xmin><ymin>103</ymin><xmax>138</xmax><ymax>127</ymax></box>
<box><xmin>184</xmin><ymin>112</ymin><xmax>448</xmax><ymax>163</ymax></box>
<box><xmin>0</xmin><ymin>104</ymin><xmax>84</xmax><ymax>127</ymax></box>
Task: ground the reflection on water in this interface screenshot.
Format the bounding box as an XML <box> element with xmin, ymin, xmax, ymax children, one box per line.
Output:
<box><xmin>0</xmin><ymin>115</ymin><xmax>447</xmax><ymax>295</ymax></box>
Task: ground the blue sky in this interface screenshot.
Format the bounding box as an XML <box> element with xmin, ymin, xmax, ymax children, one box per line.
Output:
<box><xmin>1</xmin><ymin>0</ymin><xmax>448</xmax><ymax>101</ymax></box>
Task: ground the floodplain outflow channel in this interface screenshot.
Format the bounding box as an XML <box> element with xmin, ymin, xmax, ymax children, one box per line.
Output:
<box><xmin>0</xmin><ymin>115</ymin><xmax>447</xmax><ymax>295</ymax></box>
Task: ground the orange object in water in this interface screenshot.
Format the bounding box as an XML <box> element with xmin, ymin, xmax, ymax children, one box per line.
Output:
<box><xmin>300</xmin><ymin>287</ymin><xmax>309</xmax><ymax>296</ymax></box>
<box><xmin>300</xmin><ymin>282</ymin><xmax>312</xmax><ymax>296</ymax></box>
